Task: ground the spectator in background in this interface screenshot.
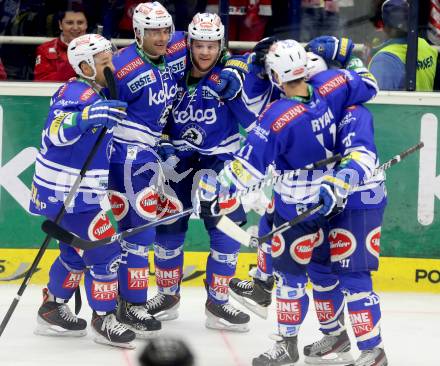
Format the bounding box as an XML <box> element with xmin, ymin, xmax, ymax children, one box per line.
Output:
<box><xmin>369</xmin><ymin>0</ymin><xmax>439</xmax><ymax>91</ymax></box>
<box><xmin>34</xmin><ymin>9</ymin><xmax>88</xmax><ymax>81</ymax></box>
<box><xmin>428</xmin><ymin>0</ymin><xmax>440</xmax><ymax>45</ymax></box>
<box><xmin>0</xmin><ymin>59</ymin><xmax>7</xmax><ymax>80</ymax></box>
<box><xmin>206</xmin><ymin>0</ymin><xmax>272</xmax><ymax>42</ymax></box>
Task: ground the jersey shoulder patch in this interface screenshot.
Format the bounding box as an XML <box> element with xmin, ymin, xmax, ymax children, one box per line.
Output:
<box><xmin>166</xmin><ymin>31</ymin><xmax>187</xmax><ymax>56</ymax></box>
<box><xmin>114</xmin><ymin>45</ymin><xmax>145</xmax><ymax>80</ymax></box>
<box><xmin>268</xmin><ymin>100</ymin><xmax>307</xmax><ymax>132</ymax></box>
<box><xmin>52</xmin><ymin>80</ymin><xmax>98</xmax><ymax>108</ymax></box>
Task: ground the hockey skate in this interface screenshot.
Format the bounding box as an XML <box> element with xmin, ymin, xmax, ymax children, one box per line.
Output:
<box><xmin>252</xmin><ymin>334</ymin><xmax>299</xmax><ymax>366</ymax></box>
<box><xmin>205</xmin><ymin>299</ymin><xmax>250</xmax><ymax>332</ymax></box>
<box><xmin>303</xmin><ymin>329</ymin><xmax>354</xmax><ymax>364</ymax></box>
<box><xmin>229</xmin><ymin>276</ymin><xmax>274</xmax><ymax>319</ymax></box>
<box><xmin>117</xmin><ymin>298</ymin><xmax>161</xmax><ymax>338</ymax></box>
<box><xmin>347</xmin><ymin>347</ymin><xmax>388</xmax><ymax>366</ymax></box>
<box><xmin>34</xmin><ymin>288</ymin><xmax>87</xmax><ymax>337</ymax></box>
<box><xmin>145</xmin><ymin>293</ymin><xmax>180</xmax><ymax>321</ymax></box>
<box><xmin>91</xmin><ymin>311</ymin><xmax>135</xmax><ymax>349</ymax></box>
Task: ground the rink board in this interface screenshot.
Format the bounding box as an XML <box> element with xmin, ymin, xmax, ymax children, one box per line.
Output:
<box><xmin>0</xmin><ymin>248</ymin><xmax>439</xmax><ymax>293</ymax></box>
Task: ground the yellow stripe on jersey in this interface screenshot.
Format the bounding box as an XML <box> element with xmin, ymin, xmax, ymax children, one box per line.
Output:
<box><xmin>323</xmin><ymin>175</ymin><xmax>351</xmax><ymax>190</ymax></box>
<box><xmin>49</xmin><ymin>113</ymin><xmax>65</xmax><ymax>137</ymax></box>
<box><xmin>231</xmin><ymin>160</ymin><xmax>253</xmax><ymax>183</ymax></box>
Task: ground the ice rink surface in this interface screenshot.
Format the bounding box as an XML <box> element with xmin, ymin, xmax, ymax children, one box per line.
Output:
<box><xmin>0</xmin><ymin>285</ymin><xmax>439</xmax><ymax>366</ymax></box>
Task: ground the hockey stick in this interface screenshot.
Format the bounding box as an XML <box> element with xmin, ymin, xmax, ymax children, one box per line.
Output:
<box><xmin>216</xmin><ymin>141</ymin><xmax>425</xmax><ymax>248</ymax></box>
<box><xmin>41</xmin><ymin>155</ymin><xmax>341</xmax><ymax>250</ymax></box>
<box><xmin>218</xmin><ymin>154</ymin><xmax>342</xmax><ymax>201</ymax></box>
<box><xmin>42</xmin><ymin>208</ymin><xmax>195</xmax><ymax>250</ymax></box>
<box><xmin>0</xmin><ymin>67</ymin><xmax>117</xmax><ymax>337</ymax></box>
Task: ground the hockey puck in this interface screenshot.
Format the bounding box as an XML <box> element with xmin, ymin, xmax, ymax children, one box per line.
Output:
<box><xmin>139</xmin><ymin>337</ymin><xmax>194</xmax><ymax>366</ymax></box>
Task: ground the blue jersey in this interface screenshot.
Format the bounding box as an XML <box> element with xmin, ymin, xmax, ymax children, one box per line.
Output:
<box><xmin>220</xmin><ymin>69</ymin><xmax>378</xmax><ymax>222</ymax></box>
<box><xmin>110</xmin><ymin>32</ymin><xmax>187</xmax><ymax>163</ymax></box>
<box><xmin>335</xmin><ymin>105</ymin><xmax>387</xmax><ymax>209</ymax></box>
<box><xmin>165</xmin><ymin>64</ymin><xmax>257</xmax><ymax>158</ymax></box>
<box><xmin>165</xmin><ymin>31</ymin><xmax>188</xmax><ymax>81</ymax></box>
<box><xmin>29</xmin><ymin>79</ymin><xmax>113</xmax><ymax>216</ymax></box>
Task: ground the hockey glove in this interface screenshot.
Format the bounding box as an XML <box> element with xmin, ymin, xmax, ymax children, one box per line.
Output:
<box><xmin>319</xmin><ymin>172</ymin><xmax>351</xmax><ymax>217</ymax></box>
<box><xmin>306</xmin><ymin>36</ymin><xmax>354</xmax><ymax>67</ymax></box>
<box><xmin>77</xmin><ymin>100</ymin><xmax>127</xmax><ymax>133</ymax></box>
<box><xmin>249</xmin><ymin>36</ymin><xmax>278</xmax><ymax>77</ymax></box>
<box><xmin>197</xmin><ymin>173</ymin><xmax>221</xmax><ymax>218</ymax></box>
<box><xmin>212</xmin><ymin>57</ymin><xmax>248</xmax><ymax>100</ymax></box>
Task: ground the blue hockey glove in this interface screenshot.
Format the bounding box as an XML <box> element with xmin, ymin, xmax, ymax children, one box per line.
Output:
<box><xmin>306</xmin><ymin>36</ymin><xmax>354</xmax><ymax>67</ymax></box>
<box><xmin>212</xmin><ymin>57</ymin><xmax>248</xmax><ymax>100</ymax></box>
<box><xmin>211</xmin><ymin>67</ymin><xmax>244</xmax><ymax>100</ymax></box>
<box><xmin>77</xmin><ymin>100</ymin><xmax>127</xmax><ymax>133</ymax></box>
<box><xmin>319</xmin><ymin>172</ymin><xmax>351</xmax><ymax>217</ymax></box>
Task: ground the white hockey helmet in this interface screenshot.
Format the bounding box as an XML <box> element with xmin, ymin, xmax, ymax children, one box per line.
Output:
<box><xmin>265</xmin><ymin>39</ymin><xmax>307</xmax><ymax>88</ymax></box>
<box><xmin>133</xmin><ymin>2</ymin><xmax>174</xmax><ymax>48</ymax></box>
<box><xmin>305</xmin><ymin>52</ymin><xmax>328</xmax><ymax>80</ymax></box>
<box><xmin>188</xmin><ymin>13</ymin><xmax>225</xmax><ymax>50</ymax></box>
<box><xmin>68</xmin><ymin>34</ymin><xmax>113</xmax><ymax>80</ymax></box>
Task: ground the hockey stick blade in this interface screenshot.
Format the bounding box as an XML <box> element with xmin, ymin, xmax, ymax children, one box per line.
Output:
<box><xmin>41</xmin><ymin>208</ymin><xmax>195</xmax><ymax>250</ymax></box>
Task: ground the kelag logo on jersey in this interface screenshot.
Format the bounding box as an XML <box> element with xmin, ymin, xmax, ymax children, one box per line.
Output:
<box><xmin>127</xmin><ymin>70</ymin><xmax>157</xmax><ymax>93</ymax></box>
<box><xmin>173</xmin><ymin>105</ymin><xmax>217</xmax><ymax>124</ymax></box>
<box><xmin>148</xmin><ymin>82</ymin><xmax>178</xmax><ymax>106</ymax></box>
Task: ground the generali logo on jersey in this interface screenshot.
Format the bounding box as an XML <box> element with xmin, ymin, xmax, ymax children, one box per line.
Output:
<box><xmin>314</xmin><ymin>299</ymin><xmax>335</xmax><ymax>322</ymax></box>
<box><xmin>128</xmin><ymin>268</ymin><xmax>149</xmax><ymax>290</ymax></box>
<box><xmin>349</xmin><ymin>310</ymin><xmax>374</xmax><ymax>337</ymax></box>
<box><xmin>318</xmin><ymin>74</ymin><xmax>347</xmax><ymax>96</ymax></box>
<box><xmin>166</xmin><ymin>38</ymin><xmax>186</xmax><ymax>56</ymax></box>
<box><xmin>62</xmin><ymin>272</ymin><xmax>82</xmax><ymax>289</ymax></box>
<box><xmin>92</xmin><ymin>280</ymin><xmax>118</xmax><ymax>301</ymax></box>
<box><xmin>271</xmin><ymin>104</ymin><xmax>307</xmax><ymax>132</ymax></box>
<box><xmin>277</xmin><ymin>298</ymin><xmax>301</xmax><ymax>324</ymax></box>
<box><xmin>80</xmin><ymin>87</ymin><xmax>95</xmax><ymax>101</ymax></box>
<box><xmin>116</xmin><ymin>57</ymin><xmax>144</xmax><ymax>80</ymax></box>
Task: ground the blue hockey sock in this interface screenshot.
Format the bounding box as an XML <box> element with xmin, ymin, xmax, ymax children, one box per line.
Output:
<box><xmin>154</xmin><ymin>232</ymin><xmax>185</xmax><ymax>295</ymax></box>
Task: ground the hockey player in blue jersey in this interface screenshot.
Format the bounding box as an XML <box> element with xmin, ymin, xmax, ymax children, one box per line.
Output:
<box><xmin>107</xmin><ymin>1</ymin><xmax>177</xmax><ymax>337</ymax></box>
<box><xmin>229</xmin><ymin>51</ymin><xmax>330</xmax><ymax>319</ymax></box>
<box><xmin>107</xmin><ymin>1</ymin><xmax>251</xmax><ymax>337</ymax></box>
<box><xmin>228</xmin><ymin>43</ymin><xmax>388</xmax><ymax>365</ymax></box>
<box><xmin>29</xmin><ymin>34</ymin><xmax>135</xmax><ymax>348</ymax></box>
<box><xmin>303</xmin><ymin>104</ymin><xmax>388</xmax><ymax>366</ymax></box>
<box><xmin>197</xmin><ymin>39</ymin><xmax>380</xmax><ymax>365</ymax></box>
<box><xmin>144</xmin><ymin>12</ymin><xmax>257</xmax><ymax>332</ymax></box>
